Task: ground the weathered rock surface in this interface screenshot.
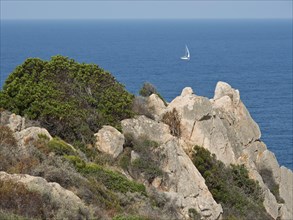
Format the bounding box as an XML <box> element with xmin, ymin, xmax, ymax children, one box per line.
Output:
<box><xmin>0</xmin><ymin>171</ymin><xmax>90</xmax><ymax>219</ymax></box>
<box><xmin>165</xmin><ymin>87</ymin><xmax>237</xmax><ymax>165</ymax></box>
<box><xmin>158</xmin><ymin>138</ymin><xmax>223</xmax><ymax>219</ymax></box>
<box><xmin>122</xmin><ymin>115</ymin><xmax>173</xmax><ymax>145</ymax></box>
<box><xmin>121</xmin><ymin>115</ymin><xmax>222</xmax><ymax>220</ymax></box>
<box><xmin>94</xmin><ymin>125</ymin><xmax>124</xmax><ymax>158</ymax></box>
<box><xmin>159</xmin><ymin>81</ymin><xmax>292</xmax><ymax>220</ymax></box>
<box><xmin>16</xmin><ymin>127</ymin><xmax>53</xmax><ymax>147</ymax></box>
<box><xmin>146</xmin><ymin>94</ymin><xmax>167</xmax><ymax>120</ymax></box>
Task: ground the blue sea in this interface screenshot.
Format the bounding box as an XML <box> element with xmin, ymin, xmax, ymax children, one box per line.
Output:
<box><xmin>1</xmin><ymin>19</ymin><xmax>292</xmax><ymax>170</ymax></box>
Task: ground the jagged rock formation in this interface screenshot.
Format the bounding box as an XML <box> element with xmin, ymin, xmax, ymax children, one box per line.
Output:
<box><xmin>145</xmin><ymin>81</ymin><xmax>292</xmax><ymax>220</ymax></box>
<box><xmin>122</xmin><ymin>116</ymin><xmax>223</xmax><ymax>219</ymax></box>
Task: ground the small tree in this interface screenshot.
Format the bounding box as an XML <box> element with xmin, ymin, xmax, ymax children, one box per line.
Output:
<box><xmin>139</xmin><ymin>82</ymin><xmax>157</xmax><ymax>97</ymax></box>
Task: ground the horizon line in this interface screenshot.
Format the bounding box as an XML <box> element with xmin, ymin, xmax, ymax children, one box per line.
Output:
<box><xmin>1</xmin><ymin>18</ymin><xmax>292</xmax><ymax>21</ymax></box>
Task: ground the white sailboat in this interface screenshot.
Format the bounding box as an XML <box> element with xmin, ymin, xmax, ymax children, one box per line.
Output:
<box><xmin>181</xmin><ymin>45</ymin><xmax>190</xmax><ymax>60</ymax></box>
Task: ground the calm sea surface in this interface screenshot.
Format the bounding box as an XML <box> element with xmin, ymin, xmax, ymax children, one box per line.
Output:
<box><xmin>1</xmin><ymin>19</ymin><xmax>292</xmax><ymax>169</ymax></box>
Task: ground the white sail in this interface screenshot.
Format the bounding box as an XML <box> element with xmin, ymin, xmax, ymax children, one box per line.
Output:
<box><xmin>181</xmin><ymin>45</ymin><xmax>190</xmax><ymax>60</ymax></box>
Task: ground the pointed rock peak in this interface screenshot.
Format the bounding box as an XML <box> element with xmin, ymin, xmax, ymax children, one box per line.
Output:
<box><xmin>181</xmin><ymin>87</ymin><xmax>194</xmax><ymax>97</ymax></box>
<box><xmin>214</xmin><ymin>81</ymin><xmax>240</xmax><ymax>105</ymax></box>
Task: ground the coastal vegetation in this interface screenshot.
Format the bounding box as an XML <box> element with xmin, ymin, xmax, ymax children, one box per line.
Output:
<box><xmin>191</xmin><ymin>145</ymin><xmax>272</xmax><ymax>220</ymax></box>
<box><xmin>0</xmin><ymin>56</ymin><xmax>134</xmax><ymax>144</ymax></box>
<box><xmin>0</xmin><ymin>56</ymin><xmax>289</xmax><ymax>220</ymax></box>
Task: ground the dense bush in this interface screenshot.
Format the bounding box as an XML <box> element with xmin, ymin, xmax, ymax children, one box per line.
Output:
<box><xmin>0</xmin><ymin>56</ymin><xmax>134</xmax><ymax>144</ymax></box>
<box><xmin>191</xmin><ymin>145</ymin><xmax>272</xmax><ymax>220</ymax></box>
<box><xmin>259</xmin><ymin>168</ymin><xmax>284</xmax><ymax>203</ymax></box>
<box><xmin>138</xmin><ymin>82</ymin><xmax>167</xmax><ymax>106</ymax></box>
<box><xmin>121</xmin><ymin>135</ymin><xmax>163</xmax><ymax>183</ymax></box>
<box><xmin>139</xmin><ymin>82</ymin><xmax>158</xmax><ymax>97</ymax></box>
<box><xmin>66</xmin><ymin>156</ymin><xmax>146</xmax><ymax>195</ymax></box>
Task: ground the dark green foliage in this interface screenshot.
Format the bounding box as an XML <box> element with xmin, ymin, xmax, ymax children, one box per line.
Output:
<box><xmin>139</xmin><ymin>82</ymin><xmax>158</xmax><ymax>97</ymax></box>
<box><xmin>162</xmin><ymin>108</ymin><xmax>181</xmax><ymax>137</ymax></box>
<box><xmin>123</xmin><ymin>135</ymin><xmax>163</xmax><ymax>183</ymax></box>
<box><xmin>259</xmin><ymin>168</ymin><xmax>284</xmax><ymax>203</ymax></box>
<box><xmin>192</xmin><ymin>145</ymin><xmax>272</xmax><ymax>220</ymax></box>
<box><xmin>0</xmin><ymin>56</ymin><xmax>134</xmax><ymax>144</ymax></box>
<box><xmin>65</xmin><ymin>156</ymin><xmax>146</xmax><ymax>195</ymax></box>
<box><xmin>188</xmin><ymin>208</ymin><xmax>201</xmax><ymax>220</ymax></box>
<box><xmin>138</xmin><ymin>82</ymin><xmax>167</xmax><ymax>106</ymax></box>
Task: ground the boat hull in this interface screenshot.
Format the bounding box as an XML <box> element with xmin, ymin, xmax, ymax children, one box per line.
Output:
<box><xmin>181</xmin><ymin>56</ymin><xmax>190</xmax><ymax>60</ymax></box>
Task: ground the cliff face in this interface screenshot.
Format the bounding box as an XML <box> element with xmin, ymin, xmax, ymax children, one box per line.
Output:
<box><xmin>0</xmin><ymin>81</ymin><xmax>292</xmax><ymax>220</ymax></box>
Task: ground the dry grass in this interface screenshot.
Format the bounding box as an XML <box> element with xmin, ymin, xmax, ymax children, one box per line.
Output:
<box><xmin>162</xmin><ymin>108</ymin><xmax>181</xmax><ymax>137</ymax></box>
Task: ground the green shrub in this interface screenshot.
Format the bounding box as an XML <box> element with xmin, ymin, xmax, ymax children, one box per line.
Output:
<box><xmin>113</xmin><ymin>214</ymin><xmax>149</xmax><ymax>220</ymax></box>
<box><xmin>139</xmin><ymin>82</ymin><xmax>158</xmax><ymax>97</ymax></box>
<box><xmin>64</xmin><ymin>155</ymin><xmax>86</xmax><ymax>170</ymax></box>
<box><xmin>192</xmin><ymin>145</ymin><xmax>271</xmax><ymax>220</ymax></box>
<box><xmin>47</xmin><ymin>137</ymin><xmax>76</xmax><ymax>155</ymax></box>
<box><xmin>259</xmin><ymin>168</ymin><xmax>284</xmax><ymax>203</ymax></box>
<box><xmin>124</xmin><ymin>135</ymin><xmax>163</xmax><ymax>183</ymax></box>
<box><xmin>188</xmin><ymin>208</ymin><xmax>201</xmax><ymax>220</ymax></box>
<box><xmin>138</xmin><ymin>82</ymin><xmax>167</xmax><ymax>105</ymax></box>
<box><xmin>0</xmin><ymin>56</ymin><xmax>134</xmax><ymax>144</ymax></box>
<box><xmin>65</xmin><ymin>156</ymin><xmax>146</xmax><ymax>196</ymax></box>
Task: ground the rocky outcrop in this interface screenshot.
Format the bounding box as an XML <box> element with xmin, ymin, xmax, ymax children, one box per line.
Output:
<box><xmin>1</xmin><ymin>111</ymin><xmax>52</xmax><ymax>156</ymax></box>
<box><xmin>0</xmin><ymin>171</ymin><xmax>90</xmax><ymax>219</ymax></box>
<box><xmin>122</xmin><ymin>115</ymin><xmax>173</xmax><ymax>145</ymax></box>
<box><xmin>94</xmin><ymin>125</ymin><xmax>124</xmax><ymax>158</ymax></box>
<box><xmin>145</xmin><ymin>81</ymin><xmax>292</xmax><ymax>220</ymax></box>
<box><xmin>158</xmin><ymin>138</ymin><xmax>223</xmax><ymax>219</ymax></box>
<box><xmin>121</xmin><ymin>116</ymin><xmax>223</xmax><ymax>220</ymax></box>
<box><xmin>165</xmin><ymin>86</ymin><xmax>237</xmax><ymax>165</ymax></box>
<box><xmin>146</xmin><ymin>94</ymin><xmax>167</xmax><ymax>120</ymax></box>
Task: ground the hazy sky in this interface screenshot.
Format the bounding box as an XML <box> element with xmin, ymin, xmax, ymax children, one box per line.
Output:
<box><xmin>1</xmin><ymin>1</ymin><xmax>292</xmax><ymax>20</ymax></box>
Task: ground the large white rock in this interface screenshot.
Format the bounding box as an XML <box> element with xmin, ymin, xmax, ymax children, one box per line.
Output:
<box><xmin>157</xmin><ymin>138</ymin><xmax>223</xmax><ymax>220</ymax></box>
<box><xmin>121</xmin><ymin>115</ymin><xmax>173</xmax><ymax>145</ymax></box>
<box><xmin>146</xmin><ymin>94</ymin><xmax>167</xmax><ymax>120</ymax></box>
<box><xmin>7</xmin><ymin>113</ymin><xmax>25</xmax><ymax>132</ymax></box>
<box><xmin>94</xmin><ymin>125</ymin><xmax>124</xmax><ymax>158</ymax></box>
<box><xmin>16</xmin><ymin>126</ymin><xmax>52</xmax><ymax>148</ymax></box>
<box><xmin>165</xmin><ymin>88</ymin><xmax>237</xmax><ymax>164</ymax></box>
<box><xmin>213</xmin><ymin>81</ymin><xmax>240</xmax><ymax>106</ymax></box>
